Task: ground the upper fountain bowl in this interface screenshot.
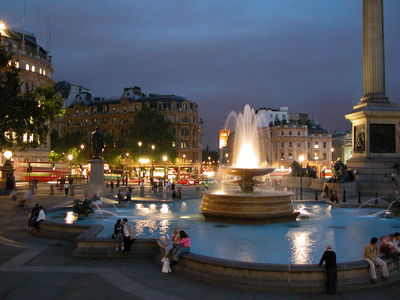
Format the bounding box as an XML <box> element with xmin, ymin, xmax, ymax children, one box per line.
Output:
<box><xmin>221</xmin><ymin>167</ymin><xmax>275</xmax><ymax>178</ymax></box>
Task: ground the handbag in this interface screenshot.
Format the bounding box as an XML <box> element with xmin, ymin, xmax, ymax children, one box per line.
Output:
<box><xmin>161</xmin><ymin>257</ymin><xmax>171</xmax><ymax>273</ymax></box>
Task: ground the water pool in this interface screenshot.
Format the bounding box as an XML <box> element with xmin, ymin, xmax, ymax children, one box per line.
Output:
<box><xmin>47</xmin><ymin>200</ymin><xmax>400</xmax><ymax>264</ymax></box>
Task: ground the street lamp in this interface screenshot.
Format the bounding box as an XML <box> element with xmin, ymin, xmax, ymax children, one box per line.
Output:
<box><xmin>162</xmin><ymin>155</ymin><xmax>168</xmax><ymax>185</ymax></box>
<box><xmin>80</xmin><ymin>144</ymin><xmax>85</xmax><ymax>150</ymax></box>
<box><xmin>298</xmin><ymin>155</ymin><xmax>305</xmax><ymax>200</ymax></box>
<box><xmin>3</xmin><ymin>150</ymin><xmax>15</xmax><ymax>190</ymax></box>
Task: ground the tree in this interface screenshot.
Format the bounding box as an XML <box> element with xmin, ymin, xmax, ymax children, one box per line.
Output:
<box><xmin>127</xmin><ymin>107</ymin><xmax>176</xmax><ymax>163</ymax></box>
<box><xmin>0</xmin><ymin>46</ymin><xmax>64</xmax><ymax>150</ymax></box>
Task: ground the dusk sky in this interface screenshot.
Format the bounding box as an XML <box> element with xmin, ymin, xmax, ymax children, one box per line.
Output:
<box><xmin>1</xmin><ymin>0</ymin><xmax>400</xmax><ymax>149</ymax></box>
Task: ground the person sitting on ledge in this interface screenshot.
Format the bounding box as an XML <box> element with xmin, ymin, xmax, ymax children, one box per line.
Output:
<box><xmin>163</xmin><ymin>228</ymin><xmax>180</xmax><ymax>259</ymax></box>
<box><xmin>380</xmin><ymin>233</ymin><xmax>400</xmax><ymax>270</ymax></box>
<box><xmin>172</xmin><ymin>230</ymin><xmax>191</xmax><ymax>264</ymax></box>
<box><xmin>33</xmin><ymin>206</ymin><xmax>46</xmax><ymax>232</ymax></box>
<box><xmin>364</xmin><ymin>237</ymin><xmax>389</xmax><ymax>283</ymax></box>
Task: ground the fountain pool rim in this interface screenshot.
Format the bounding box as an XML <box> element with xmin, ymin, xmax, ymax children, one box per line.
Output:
<box><xmin>37</xmin><ymin>203</ymin><xmax>400</xmax><ymax>293</ymax></box>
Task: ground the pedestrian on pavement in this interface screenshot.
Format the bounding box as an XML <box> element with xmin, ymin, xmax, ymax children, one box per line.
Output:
<box><xmin>26</xmin><ymin>188</ymin><xmax>34</xmax><ymax>207</ymax></box>
<box><xmin>116</xmin><ymin>178</ymin><xmax>120</xmax><ymax>188</ymax></box>
<box><xmin>364</xmin><ymin>237</ymin><xmax>389</xmax><ymax>283</ymax></box>
<box><xmin>110</xmin><ymin>181</ymin><xmax>114</xmax><ymax>193</ymax></box>
<box><xmin>319</xmin><ymin>245</ymin><xmax>337</xmax><ymax>295</ymax></box>
<box><xmin>64</xmin><ymin>182</ymin><xmax>70</xmax><ymax>196</ymax></box>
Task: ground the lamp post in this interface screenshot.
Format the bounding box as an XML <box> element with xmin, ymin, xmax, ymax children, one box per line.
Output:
<box><xmin>3</xmin><ymin>150</ymin><xmax>15</xmax><ymax>190</ymax></box>
<box><xmin>150</xmin><ymin>145</ymin><xmax>155</xmax><ymax>180</ymax></box>
<box><xmin>162</xmin><ymin>155</ymin><xmax>168</xmax><ymax>185</ymax></box>
<box><xmin>67</xmin><ymin>154</ymin><xmax>73</xmax><ymax>177</ymax></box>
<box><xmin>298</xmin><ymin>155</ymin><xmax>305</xmax><ymax>200</ymax></box>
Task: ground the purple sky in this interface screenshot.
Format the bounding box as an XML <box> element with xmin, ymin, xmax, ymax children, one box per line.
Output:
<box><xmin>1</xmin><ymin>0</ymin><xmax>400</xmax><ymax>149</ymax></box>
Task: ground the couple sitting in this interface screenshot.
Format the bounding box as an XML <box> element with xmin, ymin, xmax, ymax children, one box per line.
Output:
<box><xmin>163</xmin><ymin>228</ymin><xmax>191</xmax><ymax>263</ymax></box>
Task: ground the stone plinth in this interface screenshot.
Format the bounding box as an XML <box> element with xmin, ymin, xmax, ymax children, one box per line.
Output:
<box><xmin>88</xmin><ymin>159</ymin><xmax>106</xmax><ymax>196</ymax></box>
<box><xmin>280</xmin><ymin>176</ymin><xmax>312</xmax><ymax>189</ymax></box>
<box><xmin>344</xmin><ymin>0</ymin><xmax>400</xmax><ymax>192</ymax></box>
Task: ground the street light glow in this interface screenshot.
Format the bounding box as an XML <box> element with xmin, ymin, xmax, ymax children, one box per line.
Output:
<box><xmin>139</xmin><ymin>158</ymin><xmax>150</xmax><ymax>164</ymax></box>
<box><xmin>162</xmin><ymin>155</ymin><xmax>168</xmax><ymax>162</ymax></box>
<box><xmin>80</xmin><ymin>144</ymin><xmax>85</xmax><ymax>150</ymax></box>
<box><xmin>298</xmin><ymin>155</ymin><xmax>305</xmax><ymax>163</ymax></box>
<box><xmin>151</xmin><ymin>144</ymin><xmax>155</xmax><ymax>150</ymax></box>
<box><xmin>3</xmin><ymin>150</ymin><xmax>12</xmax><ymax>160</ymax></box>
<box><xmin>126</xmin><ymin>153</ymin><xmax>130</xmax><ymax>157</ymax></box>
<box><xmin>138</xmin><ymin>141</ymin><xmax>142</xmax><ymax>147</ymax></box>
<box><xmin>67</xmin><ymin>154</ymin><xmax>73</xmax><ymax>161</ymax></box>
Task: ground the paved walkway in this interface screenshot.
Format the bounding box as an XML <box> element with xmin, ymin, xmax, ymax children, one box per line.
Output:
<box><xmin>0</xmin><ymin>184</ymin><xmax>399</xmax><ymax>299</ymax></box>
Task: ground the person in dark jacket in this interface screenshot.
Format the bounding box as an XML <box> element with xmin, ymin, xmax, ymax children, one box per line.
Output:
<box><xmin>319</xmin><ymin>245</ymin><xmax>337</xmax><ymax>295</ymax></box>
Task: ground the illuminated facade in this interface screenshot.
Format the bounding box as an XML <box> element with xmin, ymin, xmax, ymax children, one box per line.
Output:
<box><xmin>0</xmin><ymin>24</ymin><xmax>55</xmax><ymax>179</ymax></box>
<box><xmin>266</xmin><ymin>124</ymin><xmax>332</xmax><ymax>172</ymax></box>
<box><xmin>219</xmin><ymin>129</ymin><xmax>230</xmax><ymax>149</ymax></box>
<box><xmin>57</xmin><ymin>85</ymin><xmax>202</xmax><ymax>178</ymax></box>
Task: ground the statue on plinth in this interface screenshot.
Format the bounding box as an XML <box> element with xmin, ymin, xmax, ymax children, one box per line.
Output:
<box><xmin>90</xmin><ymin>127</ymin><xmax>104</xmax><ymax>159</ymax></box>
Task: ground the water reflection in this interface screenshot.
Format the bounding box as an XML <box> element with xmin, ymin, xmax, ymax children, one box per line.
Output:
<box><xmin>65</xmin><ymin>211</ymin><xmax>78</xmax><ymax>224</ymax></box>
<box><xmin>160</xmin><ymin>204</ymin><xmax>169</xmax><ymax>214</ymax></box>
<box><xmin>287</xmin><ymin>230</ymin><xmax>315</xmax><ymax>264</ymax></box>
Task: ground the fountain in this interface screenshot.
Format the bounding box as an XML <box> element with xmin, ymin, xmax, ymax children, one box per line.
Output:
<box><xmin>201</xmin><ymin>105</ymin><xmax>299</xmax><ymax>223</ymax></box>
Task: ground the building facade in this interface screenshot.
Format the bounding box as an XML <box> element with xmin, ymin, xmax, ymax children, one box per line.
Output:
<box><xmin>0</xmin><ymin>26</ymin><xmax>54</xmax><ymax>92</ymax></box>
<box><xmin>266</xmin><ymin>124</ymin><xmax>332</xmax><ymax>172</ymax></box>
<box><xmin>256</xmin><ymin>107</ymin><xmax>289</xmax><ymax>127</ymax></box>
<box><xmin>0</xmin><ymin>24</ymin><xmax>54</xmax><ymax>179</ymax></box>
<box><xmin>332</xmin><ymin>130</ymin><xmax>352</xmax><ymax>163</ymax></box>
<box><xmin>57</xmin><ymin>85</ymin><xmax>202</xmax><ymax>179</ymax></box>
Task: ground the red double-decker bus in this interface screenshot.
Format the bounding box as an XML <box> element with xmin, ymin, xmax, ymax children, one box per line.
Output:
<box><xmin>15</xmin><ymin>161</ymin><xmax>70</xmax><ymax>182</ymax></box>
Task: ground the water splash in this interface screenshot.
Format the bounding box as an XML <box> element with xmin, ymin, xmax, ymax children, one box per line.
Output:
<box><xmin>224</xmin><ymin>105</ymin><xmax>268</xmax><ymax>168</ymax></box>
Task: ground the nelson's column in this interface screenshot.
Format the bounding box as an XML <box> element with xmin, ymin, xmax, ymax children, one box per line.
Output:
<box><xmin>345</xmin><ymin>0</ymin><xmax>400</xmax><ymax>192</ymax></box>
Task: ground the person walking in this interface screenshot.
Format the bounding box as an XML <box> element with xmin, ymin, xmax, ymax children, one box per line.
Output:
<box><xmin>364</xmin><ymin>237</ymin><xmax>389</xmax><ymax>282</ymax></box>
<box><xmin>64</xmin><ymin>181</ymin><xmax>70</xmax><ymax>196</ymax></box>
<box><xmin>319</xmin><ymin>245</ymin><xmax>337</xmax><ymax>295</ymax></box>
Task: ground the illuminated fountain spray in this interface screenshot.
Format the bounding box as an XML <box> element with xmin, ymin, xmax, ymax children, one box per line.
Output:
<box><xmin>222</xmin><ymin>104</ymin><xmax>273</xmax><ymax>193</ymax></box>
<box><xmin>201</xmin><ymin>105</ymin><xmax>299</xmax><ymax>223</ymax></box>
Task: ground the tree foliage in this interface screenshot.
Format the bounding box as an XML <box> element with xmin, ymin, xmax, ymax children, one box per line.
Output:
<box><xmin>0</xmin><ymin>46</ymin><xmax>64</xmax><ymax>150</ymax></box>
<box><xmin>127</xmin><ymin>107</ymin><xmax>176</xmax><ymax>163</ymax></box>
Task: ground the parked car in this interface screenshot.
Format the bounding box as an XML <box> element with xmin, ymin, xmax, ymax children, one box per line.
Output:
<box><xmin>177</xmin><ymin>178</ymin><xmax>200</xmax><ymax>185</ymax></box>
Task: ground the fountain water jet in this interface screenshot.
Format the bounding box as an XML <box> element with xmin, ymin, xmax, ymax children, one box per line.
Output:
<box><xmin>201</xmin><ymin>105</ymin><xmax>299</xmax><ymax>223</ymax></box>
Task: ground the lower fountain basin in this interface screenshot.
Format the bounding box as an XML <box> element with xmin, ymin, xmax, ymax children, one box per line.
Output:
<box><xmin>201</xmin><ymin>189</ymin><xmax>299</xmax><ymax>224</ymax></box>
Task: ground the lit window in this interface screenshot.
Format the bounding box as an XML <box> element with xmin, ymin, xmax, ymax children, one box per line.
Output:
<box><xmin>39</xmin><ymin>68</ymin><xmax>42</xmax><ymax>74</ymax></box>
<box><xmin>25</xmin><ymin>64</ymin><xmax>30</xmax><ymax>71</ymax></box>
<box><xmin>29</xmin><ymin>134</ymin><xmax>34</xmax><ymax>143</ymax></box>
<box><xmin>15</xmin><ymin>61</ymin><xmax>20</xmax><ymax>68</ymax></box>
<box><xmin>23</xmin><ymin>133</ymin><xmax>28</xmax><ymax>143</ymax></box>
<box><xmin>43</xmin><ymin>69</ymin><xmax>46</xmax><ymax>76</ymax></box>
<box><xmin>172</xmin><ymin>141</ymin><xmax>176</xmax><ymax>147</ymax></box>
<box><xmin>31</xmin><ymin>65</ymin><xmax>35</xmax><ymax>72</ymax></box>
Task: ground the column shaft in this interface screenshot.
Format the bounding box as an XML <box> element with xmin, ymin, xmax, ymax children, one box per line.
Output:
<box><xmin>361</xmin><ymin>0</ymin><xmax>388</xmax><ymax>103</ymax></box>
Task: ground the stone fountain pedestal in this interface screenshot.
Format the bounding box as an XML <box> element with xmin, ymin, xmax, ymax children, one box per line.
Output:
<box><xmin>201</xmin><ymin>167</ymin><xmax>299</xmax><ymax>224</ymax></box>
<box><xmin>88</xmin><ymin>159</ymin><xmax>106</xmax><ymax>197</ymax></box>
<box><xmin>202</xmin><ymin>190</ymin><xmax>299</xmax><ymax>224</ymax></box>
